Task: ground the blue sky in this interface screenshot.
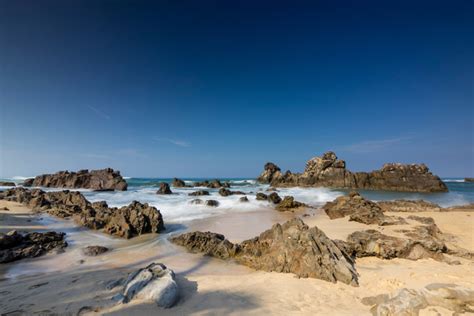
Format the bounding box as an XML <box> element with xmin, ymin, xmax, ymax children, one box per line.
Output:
<box><xmin>0</xmin><ymin>1</ymin><xmax>473</xmax><ymax>177</ymax></box>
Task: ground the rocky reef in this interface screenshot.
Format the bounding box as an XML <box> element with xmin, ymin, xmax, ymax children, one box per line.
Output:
<box><xmin>257</xmin><ymin>151</ymin><xmax>447</xmax><ymax>192</ymax></box>
<box><xmin>0</xmin><ymin>230</ymin><xmax>67</xmax><ymax>263</ymax></box>
<box><xmin>171</xmin><ymin>218</ymin><xmax>359</xmax><ymax>286</ymax></box>
<box><xmin>0</xmin><ymin>187</ymin><xmax>164</xmax><ymax>239</ymax></box>
<box><xmin>23</xmin><ymin>168</ymin><xmax>128</xmax><ymax>191</ymax></box>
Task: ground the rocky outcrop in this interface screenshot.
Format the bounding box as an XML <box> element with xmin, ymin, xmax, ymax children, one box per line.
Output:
<box><xmin>188</xmin><ymin>190</ymin><xmax>209</xmax><ymax>196</ymax></box>
<box><xmin>171</xmin><ymin>178</ymin><xmax>187</xmax><ymax>187</ymax></box>
<box><xmin>171</xmin><ymin>218</ymin><xmax>359</xmax><ymax>286</ymax></box>
<box><xmin>156</xmin><ymin>182</ymin><xmax>172</xmax><ymax>194</ymax></box>
<box><xmin>362</xmin><ymin>284</ymin><xmax>474</xmax><ymax>316</ymax></box>
<box><xmin>0</xmin><ymin>181</ymin><xmax>15</xmax><ymax>186</ymax></box>
<box><xmin>0</xmin><ymin>188</ymin><xmax>165</xmax><ymax>239</ymax></box>
<box><xmin>116</xmin><ymin>263</ymin><xmax>178</xmax><ymax>308</ymax></box>
<box><xmin>275</xmin><ymin>196</ymin><xmax>305</xmax><ymax>212</ymax></box>
<box><xmin>322</xmin><ymin>192</ymin><xmax>405</xmax><ymax>225</ymax></box>
<box><xmin>256</xmin><ymin>192</ymin><xmax>268</xmax><ymax>200</ymax></box>
<box><xmin>257</xmin><ymin>152</ymin><xmax>447</xmax><ymax>193</ymax></box>
<box><xmin>267</xmin><ymin>192</ymin><xmax>282</xmax><ymax>204</ymax></box>
<box><xmin>218</xmin><ymin>188</ymin><xmax>245</xmax><ymax>197</ymax></box>
<box><xmin>83</xmin><ymin>245</ymin><xmax>109</xmax><ymax>256</ymax></box>
<box><xmin>0</xmin><ymin>230</ymin><xmax>67</xmax><ymax>263</ymax></box>
<box><xmin>24</xmin><ymin>168</ymin><xmax>128</xmax><ymax>191</ymax></box>
<box><xmin>205</xmin><ymin>200</ymin><xmax>219</xmax><ymax>207</ymax></box>
<box><xmin>340</xmin><ymin>224</ymin><xmax>447</xmax><ymax>261</ymax></box>
<box><xmin>465</xmin><ymin>177</ymin><xmax>474</xmax><ymax>182</ymax></box>
<box><xmin>193</xmin><ymin>179</ymin><xmax>230</xmax><ymax>188</ymax></box>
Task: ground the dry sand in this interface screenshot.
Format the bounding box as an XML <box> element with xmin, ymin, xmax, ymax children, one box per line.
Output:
<box><xmin>0</xmin><ymin>200</ymin><xmax>473</xmax><ymax>315</ymax></box>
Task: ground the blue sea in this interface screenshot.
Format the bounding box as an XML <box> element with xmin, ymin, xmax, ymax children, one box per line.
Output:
<box><xmin>1</xmin><ymin>177</ymin><xmax>472</xmax><ymax>224</ymax></box>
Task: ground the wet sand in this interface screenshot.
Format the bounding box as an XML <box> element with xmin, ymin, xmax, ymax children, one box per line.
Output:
<box><xmin>0</xmin><ymin>200</ymin><xmax>473</xmax><ymax>315</ymax></box>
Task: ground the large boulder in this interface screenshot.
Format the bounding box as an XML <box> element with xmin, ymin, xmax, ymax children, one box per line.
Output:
<box><xmin>171</xmin><ymin>218</ymin><xmax>359</xmax><ymax>286</ymax></box>
<box><xmin>257</xmin><ymin>152</ymin><xmax>448</xmax><ymax>193</ymax></box>
<box><xmin>218</xmin><ymin>188</ymin><xmax>246</xmax><ymax>197</ymax></box>
<box><xmin>83</xmin><ymin>245</ymin><xmax>109</xmax><ymax>256</ymax></box>
<box><xmin>188</xmin><ymin>190</ymin><xmax>209</xmax><ymax>196</ymax></box>
<box><xmin>0</xmin><ymin>188</ymin><xmax>165</xmax><ymax>239</ymax></box>
<box><xmin>118</xmin><ymin>263</ymin><xmax>178</xmax><ymax>308</ymax></box>
<box><xmin>322</xmin><ymin>192</ymin><xmax>404</xmax><ymax>225</ymax></box>
<box><xmin>171</xmin><ymin>178</ymin><xmax>187</xmax><ymax>187</ymax></box>
<box><xmin>0</xmin><ymin>230</ymin><xmax>67</xmax><ymax>263</ymax></box>
<box><xmin>275</xmin><ymin>196</ymin><xmax>305</xmax><ymax>212</ymax></box>
<box><xmin>156</xmin><ymin>182</ymin><xmax>172</xmax><ymax>194</ymax></box>
<box><xmin>24</xmin><ymin>168</ymin><xmax>128</xmax><ymax>191</ymax></box>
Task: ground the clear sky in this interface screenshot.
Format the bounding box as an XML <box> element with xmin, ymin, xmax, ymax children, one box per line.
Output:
<box><xmin>0</xmin><ymin>1</ymin><xmax>473</xmax><ymax>178</ymax></box>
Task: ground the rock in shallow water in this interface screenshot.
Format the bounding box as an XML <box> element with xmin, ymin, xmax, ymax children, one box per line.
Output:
<box><xmin>82</xmin><ymin>245</ymin><xmax>109</xmax><ymax>256</ymax></box>
<box><xmin>171</xmin><ymin>218</ymin><xmax>359</xmax><ymax>286</ymax></box>
<box><xmin>156</xmin><ymin>182</ymin><xmax>172</xmax><ymax>194</ymax></box>
<box><xmin>117</xmin><ymin>263</ymin><xmax>178</xmax><ymax>308</ymax></box>
<box><xmin>0</xmin><ymin>230</ymin><xmax>67</xmax><ymax>263</ymax></box>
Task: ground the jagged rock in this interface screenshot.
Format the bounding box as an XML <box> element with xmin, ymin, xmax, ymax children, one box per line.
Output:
<box><xmin>171</xmin><ymin>218</ymin><xmax>359</xmax><ymax>285</ymax></box>
<box><xmin>218</xmin><ymin>188</ymin><xmax>245</xmax><ymax>196</ymax></box>
<box><xmin>24</xmin><ymin>168</ymin><xmax>128</xmax><ymax>191</ymax></box>
<box><xmin>22</xmin><ymin>178</ymin><xmax>34</xmax><ymax>186</ymax></box>
<box><xmin>378</xmin><ymin>200</ymin><xmax>442</xmax><ymax>212</ymax></box>
<box><xmin>341</xmin><ymin>226</ymin><xmax>447</xmax><ymax>261</ymax></box>
<box><xmin>407</xmin><ymin>216</ymin><xmax>435</xmax><ymax>225</ymax></box>
<box><xmin>0</xmin><ymin>181</ymin><xmax>15</xmax><ymax>186</ymax></box>
<box><xmin>257</xmin><ymin>152</ymin><xmax>447</xmax><ymax>193</ymax></box>
<box><xmin>156</xmin><ymin>182</ymin><xmax>172</xmax><ymax>194</ymax></box>
<box><xmin>256</xmin><ymin>162</ymin><xmax>282</xmax><ymax>184</ymax></box>
<box><xmin>190</xmin><ymin>199</ymin><xmax>203</xmax><ymax>205</ymax></box>
<box><xmin>205</xmin><ymin>200</ymin><xmax>219</xmax><ymax>207</ymax></box>
<box><xmin>363</xmin><ymin>284</ymin><xmax>474</xmax><ymax>316</ymax></box>
<box><xmin>118</xmin><ymin>263</ymin><xmax>178</xmax><ymax>308</ymax></box>
<box><xmin>171</xmin><ymin>178</ymin><xmax>187</xmax><ymax>187</ymax></box>
<box><xmin>256</xmin><ymin>192</ymin><xmax>268</xmax><ymax>200</ymax></box>
<box><xmin>465</xmin><ymin>177</ymin><xmax>474</xmax><ymax>182</ymax></box>
<box><xmin>0</xmin><ymin>230</ymin><xmax>67</xmax><ymax>263</ymax></box>
<box><xmin>275</xmin><ymin>196</ymin><xmax>305</xmax><ymax>212</ymax></box>
<box><xmin>188</xmin><ymin>190</ymin><xmax>210</xmax><ymax>196</ymax></box>
<box><xmin>0</xmin><ymin>188</ymin><xmax>165</xmax><ymax>239</ymax></box>
<box><xmin>322</xmin><ymin>192</ymin><xmax>404</xmax><ymax>225</ymax></box>
<box><xmin>267</xmin><ymin>192</ymin><xmax>282</xmax><ymax>204</ymax></box>
<box><xmin>83</xmin><ymin>245</ymin><xmax>109</xmax><ymax>256</ymax></box>
<box><xmin>240</xmin><ymin>196</ymin><xmax>249</xmax><ymax>202</ymax></box>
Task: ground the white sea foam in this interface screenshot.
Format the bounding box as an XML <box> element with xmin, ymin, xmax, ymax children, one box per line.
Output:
<box><xmin>443</xmin><ymin>179</ymin><xmax>465</xmax><ymax>183</ymax></box>
<box><xmin>11</xmin><ymin>176</ymin><xmax>33</xmax><ymax>180</ymax></box>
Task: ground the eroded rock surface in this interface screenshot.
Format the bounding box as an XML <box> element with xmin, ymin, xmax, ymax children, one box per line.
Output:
<box><xmin>257</xmin><ymin>152</ymin><xmax>447</xmax><ymax>192</ymax></box>
<box><xmin>117</xmin><ymin>263</ymin><xmax>178</xmax><ymax>308</ymax></box>
<box><xmin>156</xmin><ymin>182</ymin><xmax>172</xmax><ymax>194</ymax></box>
<box><xmin>0</xmin><ymin>230</ymin><xmax>67</xmax><ymax>263</ymax></box>
<box><xmin>378</xmin><ymin>200</ymin><xmax>442</xmax><ymax>213</ymax></box>
<box><xmin>0</xmin><ymin>188</ymin><xmax>165</xmax><ymax>239</ymax></box>
<box><xmin>171</xmin><ymin>218</ymin><xmax>359</xmax><ymax>285</ymax></box>
<box><xmin>83</xmin><ymin>245</ymin><xmax>109</xmax><ymax>256</ymax></box>
<box><xmin>171</xmin><ymin>178</ymin><xmax>187</xmax><ymax>187</ymax></box>
<box><xmin>23</xmin><ymin>168</ymin><xmax>128</xmax><ymax>191</ymax></box>
<box><xmin>188</xmin><ymin>190</ymin><xmax>210</xmax><ymax>196</ymax></box>
<box><xmin>275</xmin><ymin>196</ymin><xmax>305</xmax><ymax>212</ymax></box>
<box><xmin>218</xmin><ymin>188</ymin><xmax>245</xmax><ymax>197</ymax></box>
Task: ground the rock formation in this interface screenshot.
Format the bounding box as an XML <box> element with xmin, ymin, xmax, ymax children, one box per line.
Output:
<box><xmin>465</xmin><ymin>177</ymin><xmax>474</xmax><ymax>182</ymax></box>
<box><xmin>275</xmin><ymin>196</ymin><xmax>305</xmax><ymax>212</ymax></box>
<box><xmin>171</xmin><ymin>218</ymin><xmax>359</xmax><ymax>286</ymax></box>
<box><xmin>0</xmin><ymin>187</ymin><xmax>165</xmax><ymax>239</ymax></box>
<box><xmin>218</xmin><ymin>188</ymin><xmax>245</xmax><ymax>197</ymax></box>
<box><xmin>193</xmin><ymin>179</ymin><xmax>230</xmax><ymax>188</ymax></box>
<box><xmin>116</xmin><ymin>263</ymin><xmax>178</xmax><ymax>308</ymax></box>
<box><xmin>156</xmin><ymin>182</ymin><xmax>172</xmax><ymax>194</ymax></box>
<box><xmin>83</xmin><ymin>245</ymin><xmax>109</xmax><ymax>256</ymax></box>
<box><xmin>240</xmin><ymin>196</ymin><xmax>249</xmax><ymax>202</ymax></box>
<box><xmin>256</xmin><ymin>192</ymin><xmax>268</xmax><ymax>200</ymax></box>
<box><xmin>205</xmin><ymin>200</ymin><xmax>219</xmax><ymax>207</ymax></box>
<box><xmin>322</xmin><ymin>192</ymin><xmax>405</xmax><ymax>225</ymax></box>
<box><xmin>378</xmin><ymin>200</ymin><xmax>442</xmax><ymax>212</ymax></box>
<box><xmin>23</xmin><ymin>168</ymin><xmax>128</xmax><ymax>191</ymax></box>
<box><xmin>0</xmin><ymin>230</ymin><xmax>67</xmax><ymax>263</ymax></box>
<box><xmin>171</xmin><ymin>178</ymin><xmax>187</xmax><ymax>187</ymax></box>
<box><xmin>267</xmin><ymin>192</ymin><xmax>282</xmax><ymax>204</ymax></box>
<box><xmin>257</xmin><ymin>151</ymin><xmax>447</xmax><ymax>192</ymax></box>
<box><xmin>188</xmin><ymin>190</ymin><xmax>209</xmax><ymax>196</ymax></box>
<box><xmin>0</xmin><ymin>181</ymin><xmax>15</xmax><ymax>186</ymax></box>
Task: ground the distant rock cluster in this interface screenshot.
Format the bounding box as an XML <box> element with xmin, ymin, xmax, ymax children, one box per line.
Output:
<box><xmin>23</xmin><ymin>168</ymin><xmax>128</xmax><ymax>191</ymax></box>
<box><xmin>257</xmin><ymin>151</ymin><xmax>448</xmax><ymax>192</ymax></box>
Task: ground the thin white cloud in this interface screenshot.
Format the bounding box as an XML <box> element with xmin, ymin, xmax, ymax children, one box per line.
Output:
<box><xmin>154</xmin><ymin>137</ymin><xmax>191</xmax><ymax>147</ymax></box>
<box><xmin>340</xmin><ymin>137</ymin><xmax>412</xmax><ymax>153</ymax></box>
<box><xmin>87</xmin><ymin>105</ymin><xmax>111</xmax><ymax>120</ymax></box>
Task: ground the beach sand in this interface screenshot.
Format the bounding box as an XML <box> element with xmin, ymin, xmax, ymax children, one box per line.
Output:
<box><xmin>0</xmin><ymin>200</ymin><xmax>473</xmax><ymax>315</ymax></box>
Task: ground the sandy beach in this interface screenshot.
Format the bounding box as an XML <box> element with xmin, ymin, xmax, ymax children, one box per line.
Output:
<box><xmin>1</xmin><ymin>199</ymin><xmax>473</xmax><ymax>315</ymax></box>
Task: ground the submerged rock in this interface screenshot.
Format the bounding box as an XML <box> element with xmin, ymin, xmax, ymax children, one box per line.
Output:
<box><xmin>171</xmin><ymin>218</ymin><xmax>359</xmax><ymax>286</ymax></box>
<box><xmin>240</xmin><ymin>196</ymin><xmax>249</xmax><ymax>203</ymax></box>
<box><xmin>0</xmin><ymin>230</ymin><xmax>67</xmax><ymax>263</ymax></box>
<box><xmin>0</xmin><ymin>188</ymin><xmax>165</xmax><ymax>239</ymax></box>
<box><xmin>188</xmin><ymin>190</ymin><xmax>210</xmax><ymax>196</ymax></box>
<box><xmin>205</xmin><ymin>200</ymin><xmax>219</xmax><ymax>207</ymax></box>
<box><xmin>190</xmin><ymin>199</ymin><xmax>203</xmax><ymax>205</ymax></box>
<box><xmin>156</xmin><ymin>182</ymin><xmax>172</xmax><ymax>194</ymax></box>
<box><xmin>23</xmin><ymin>168</ymin><xmax>128</xmax><ymax>191</ymax></box>
<box><xmin>118</xmin><ymin>263</ymin><xmax>178</xmax><ymax>308</ymax></box>
<box><xmin>257</xmin><ymin>152</ymin><xmax>447</xmax><ymax>193</ymax></box>
<box><xmin>83</xmin><ymin>245</ymin><xmax>109</xmax><ymax>256</ymax></box>
<box><xmin>218</xmin><ymin>188</ymin><xmax>245</xmax><ymax>197</ymax></box>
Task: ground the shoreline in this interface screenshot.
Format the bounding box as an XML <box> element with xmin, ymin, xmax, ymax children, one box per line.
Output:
<box><xmin>1</xmin><ymin>198</ymin><xmax>473</xmax><ymax>315</ymax></box>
